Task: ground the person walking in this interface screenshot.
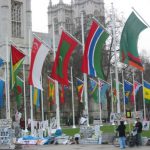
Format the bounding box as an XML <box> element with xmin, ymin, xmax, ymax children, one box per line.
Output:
<box><xmin>135</xmin><ymin>117</ymin><xmax>142</xmax><ymax>146</ymax></box>
<box><xmin>116</xmin><ymin>121</ymin><xmax>126</xmax><ymax>149</ymax></box>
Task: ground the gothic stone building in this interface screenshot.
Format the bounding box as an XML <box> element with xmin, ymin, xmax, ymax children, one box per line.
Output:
<box><xmin>0</xmin><ymin>0</ymin><xmax>107</xmax><ymax>121</ymax></box>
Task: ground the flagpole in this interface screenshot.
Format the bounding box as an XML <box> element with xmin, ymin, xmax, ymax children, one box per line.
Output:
<box><xmin>110</xmin><ymin>69</ymin><xmax>114</xmax><ymax>113</ymax></box>
<box><xmin>41</xmin><ymin>76</ymin><xmax>44</xmax><ymax>121</ymax></box>
<box><xmin>71</xmin><ymin>67</ymin><xmax>76</xmax><ymax>128</ymax></box>
<box><xmin>52</xmin><ymin>18</ymin><xmax>60</xmax><ymax>129</ymax></box>
<box><xmin>111</xmin><ymin>3</ymin><xmax>120</xmax><ymax>113</ymax></box>
<box><xmin>142</xmin><ymin>72</ymin><xmax>146</xmax><ymax>120</ymax></box>
<box><xmin>81</xmin><ymin>11</ymin><xmax>89</xmax><ymax>126</ymax></box>
<box><xmin>23</xmin><ymin>64</ymin><xmax>27</xmax><ymax>130</ymax></box>
<box><xmin>6</xmin><ymin>38</ymin><xmax>10</xmax><ymax>119</ymax></box>
<box><xmin>4</xmin><ymin>63</ymin><xmax>8</xmax><ymax>118</ymax></box>
<box><xmin>132</xmin><ymin>7</ymin><xmax>150</xmax><ymax>28</ymax></box>
<box><xmin>98</xmin><ymin>79</ymin><xmax>102</xmax><ymax>126</ymax></box>
<box><xmin>29</xmin><ymin>28</ymin><xmax>34</xmax><ymax>135</ymax></box>
<box><xmin>122</xmin><ymin>70</ymin><xmax>126</xmax><ymax>115</ymax></box>
<box><xmin>132</xmin><ymin>69</ymin><xmax>136</xmax><ymax>113</ymax></box>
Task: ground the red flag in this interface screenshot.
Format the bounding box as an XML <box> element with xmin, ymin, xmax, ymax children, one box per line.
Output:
<box><xmin>51</xmin><ymin>31</ymin><xmax>78</xmax><ymax>85</ymax></box>
<box><xmin>28</xmin><ymin>38</ymin><xmax>49</xmax><ymax>90</ymax></box>
<box><xmin>10</xmin><ymin>45</ymin><xmax>25</xmax><ymax>88</ymax></box>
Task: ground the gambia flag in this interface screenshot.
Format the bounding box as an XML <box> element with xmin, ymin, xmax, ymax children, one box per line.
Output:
<box><xmin>10</xmin><ymin>45</ymin><xmax>25</xmax><ymax>89</ymax></box>
<box><xmin>120</xmin><ymin>12</ymin><xmax>147</xmax><ymax>71</ymax></box>
<box><xmin>51</xmin><ymin>30</ymin><xmax>78</xmax><ymax>85</ymax></box>
<box><xmin>81</xmin><ymin>18</ymin><xmax>109</xmax><ymax>79</ymax></box>
<box><xmin>14</xmin><ymin>76</ymin><xmax>23</xmax><ymax>108</ymax></box>
<box><xmin>48</xmin><ymin>76</ymin><xmax>55</xmax><ymax>105</ymax></box>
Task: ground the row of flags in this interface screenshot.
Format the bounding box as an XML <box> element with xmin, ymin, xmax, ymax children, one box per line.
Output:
<box><xmin>0</xmin><ymin>11</ymin><xmax>149</xmax><ymax>110</ymax></box>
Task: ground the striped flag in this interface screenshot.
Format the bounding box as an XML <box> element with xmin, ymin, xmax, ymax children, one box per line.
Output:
<box><xmin>120</xmin><ymin>12</ymin><xmax>147</xmax><ymax>71</ymax></box>
<box><xmin>76</xmin><ymin>78</ymin><xmax>84</xmax><ymax>103</ymax></box>
<box><xmin>81</xmin><ymin>19</ymin><xmax>109</xmax><ymax>79</ymax></box>
<box><xmin>28</xmin><ymin>37</ymin><xmax>49</xmax><ymax>90</ymax></box>
<box><xmin>143</xmin><ymin>80</ymin><xmax>150</xmax><ymax>103</ymax></box>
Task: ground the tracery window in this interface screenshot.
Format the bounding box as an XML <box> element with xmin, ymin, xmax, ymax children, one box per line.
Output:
<box><xmin>11</xmin><ymin>0</ymin><xmax>22</xmax><ymax>38</ymax></box>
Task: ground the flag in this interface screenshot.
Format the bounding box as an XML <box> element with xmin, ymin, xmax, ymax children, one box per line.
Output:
<box><xmin>10</xmin><ymin>45</ymin><xmax>25</xmax><ymax>89</ymax></box>
<box><xmin>14</xmin><ymin>76</ymin><xmax>23</xmax><ymax>108</ymax></box>
<box><xmin>81</xmin><ymin>19</ymin><xmax>109</xmax><ymax>79</ymax></box>
<box><xmin>120</xmin><ymin>12</ymin><xmax>147</xmax><ymax>71</ymax></box>
<box><xmin>100</xmin><ymin>81</ymin><xmax>110</xmax><ymax>104</ymax></box>
<box><xmin>89</xmin><ymin>78</ymin><xmax>98</xmax><ymax>103</ymax></box>
<box><xmin>76</xmin><ymin>78</ymin><xmax>84</xmax><ymax>103</ymax></box>
<box><xmin>143</xmin><ymin>81</ymin><xmax>150</xmax><ymax>103</ymax></box>
<box><xmin>51</xmin><ymin>31</ymin><xmax>78</xmax><ymax>86</ymax></box>
<box><xmin>0</xmin><ymin>79</ymin><xmax>5</xmax><ymax>108</ymax></box>
<box><xmin>28</xmin><ymin>37</ymin><xmax>49</xmax><ymax>90</ymax></box>
<box><xmin>124</xmin><ymin>80</ymin><xmax>133</xmax><ymax>104</ymax></box>
<box><xmin>59</xmin><ymin>84</ymin><xmax>64</xmax><ymax>104</ymax></box>
<box><xmin>0</xmin><ymin>57</ymin><xmax>4</xmax><ymax>67</ymax></box>
<box><xmin>48</xmin><ymin>76</ymin><xmax>55</xmax><ymax>105</ymax></box>
<box><xmin>112</xmin><ymin>80</ymin><xmax>123</xmax><ymax>103</ymax></box>
<box><xmin>33</xmin><ymin>87</ymin><xmax>41</xmax><ymax>108</ymax></box>
<box><xmin>130</xmin><ymin>81</ymin><xmax>142</xmax><ymax>104</ymax></box>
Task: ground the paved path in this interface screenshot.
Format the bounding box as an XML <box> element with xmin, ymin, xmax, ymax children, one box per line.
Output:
<box><xmin>18</xmin><ymin>144</ymin><xmax>150</xmax><ymax>150</ymax></box>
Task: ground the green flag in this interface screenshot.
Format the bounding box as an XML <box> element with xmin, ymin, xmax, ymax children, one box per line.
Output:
<box><xmin>51</xmin><ymin>31</ymin><xmax>78</xmax><ymax>85</ymax></box>
<box><xmin>120</xmin><ymin>12</ymin><xmax>147</xmax><ymax>71</ymax></box>
<box><xmin>14</xmin><ymin>76</ymin><xmax>23</xmax><ymax>108</ymax></box>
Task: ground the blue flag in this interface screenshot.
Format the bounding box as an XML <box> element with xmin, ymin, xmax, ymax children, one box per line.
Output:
<box><xmin>124</xmin><ymin>80</ymin><xmax>133</xmax><ymax>104</ymax></box>
<box><xmin>0</xmin><ymin>58</ymin><xmax>4</xmax><ymax>67</ymax></box>
<box><xmin>100</xmin><ymin>81</ymin><xmax>110</xmax><ymax>104</ymax></box>
<box><xmin>0</xmin><ymin>79</ymin><xmax>5</xmax><ymax>108</ymax></box>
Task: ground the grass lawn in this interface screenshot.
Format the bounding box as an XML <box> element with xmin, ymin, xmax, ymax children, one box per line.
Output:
<box><xmin>62</xmin><ymin>124</ymin><xmax>150</xmax><ymax>138</ymax></box>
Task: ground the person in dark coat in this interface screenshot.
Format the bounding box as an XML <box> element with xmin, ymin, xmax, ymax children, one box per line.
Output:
<box><xmin>135</xmin><ymin>117</ymin><xmax>142</xmax><ymax>146</ymax></box>
<box><xmin>116</xmin><ymin>121</ymin><xmax>126</xmax><ymax>149</ymax></box>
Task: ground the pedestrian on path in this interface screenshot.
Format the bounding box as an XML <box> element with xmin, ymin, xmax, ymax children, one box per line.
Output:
<box><xmin>116</xmin><ymin>121</ymin><xmax>126</xmax><ymax>149</ymax></box>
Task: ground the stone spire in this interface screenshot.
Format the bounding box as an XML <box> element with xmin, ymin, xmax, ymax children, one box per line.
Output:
<box><xmin>59</xmin><ymin>0</ymin><xmax>63</xmax><ymax>4</ymax></box>
<box><xmin>49</xmin><ymin>0</ymin><xmax>52</xmax><ymax>7</ymax></box>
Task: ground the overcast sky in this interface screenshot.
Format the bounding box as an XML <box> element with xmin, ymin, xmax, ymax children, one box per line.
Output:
<box><xmin>31</xmin><ymin>0</ymin><xmax>150</xmax><ymax>56</ymax></box>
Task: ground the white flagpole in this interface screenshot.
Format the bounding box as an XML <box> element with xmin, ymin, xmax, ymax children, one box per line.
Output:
<box><xmin>23</xmin><ymin>64</ymin><xmax>27</xmax><ymax>130</ymax></box>
<box><xmin>52</xmin><ymin>19</ymin><xmax>60</xmax><ymax>129</ymax></box>
<box><xmin>98</xmin><ymin>79</ymin><xmax>102</xmax><ymax>126</ymax></box>
<box><xmin>4</xmin><ymin>63</ymin><xmax>8</xmax><ymax>118</ymax></box>
<box><xmin>122</xmin><ymin>70</ymin><xmax>126</xmax><ymax>115</ymax></box>
<box><xmin>71</xmin><ymin>67</ymin><xmax>76</xmax><ymax>128</ymax></box>
<box><xmin>6</xmin><ymin>38</ymin><xmax>10</xmax><ymax>119</ymax></box>
<box><xmin>29</xmin><ymin>28</ymin><xmax>34</xmax><ymax>135</ymax></box>
<box><xmin>132</xmin><ymin>69</ymin><xmax>136</xmax><ymax>113</ymax></box>
<box><xmin>41</xmin><ymin>76</ymin><xmax>44</xmax><ymax>121</ymax></box>
<box><xmin>81</xmin><ymin>11</ymin><xmax>89</xmax><ymax>126</ymax></box>
<box><xmin>142</xmin><ymin>72</ymin><xmax>146</xmax><ymax>120</ymax></box>
<box><xmin>110</xmin><ymin>69</ymin><xmax>114</xmax><ymax>113</ymax></box>
<box><xmin>111</xmin><ymin>3</ymin><xmax>120</xmax><ymax>113</ymax></box>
